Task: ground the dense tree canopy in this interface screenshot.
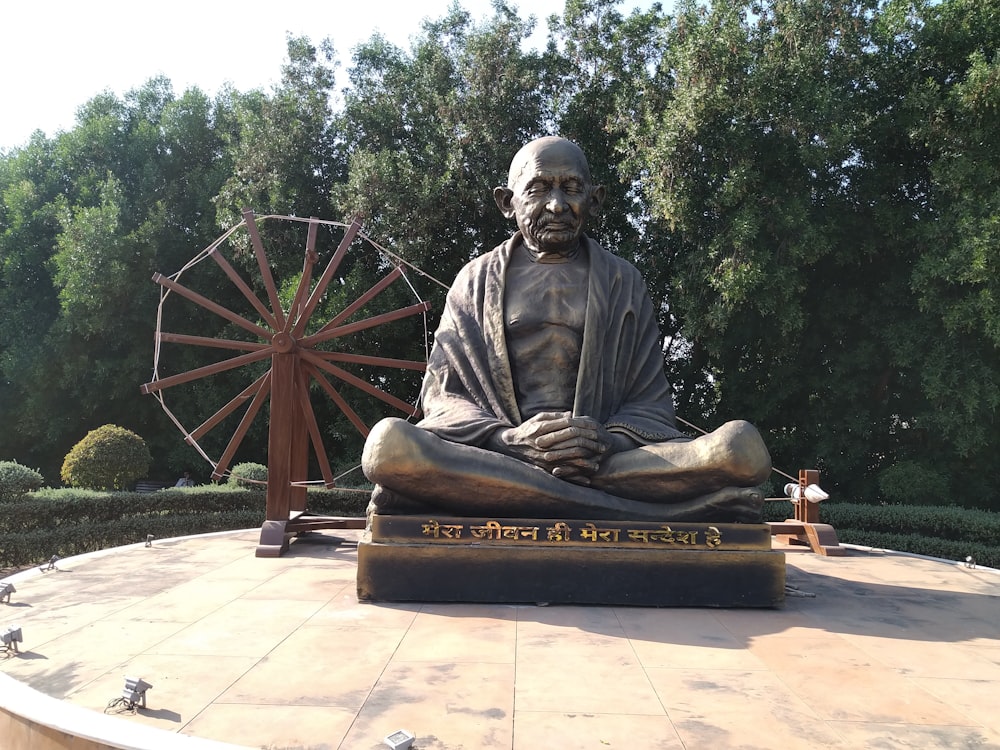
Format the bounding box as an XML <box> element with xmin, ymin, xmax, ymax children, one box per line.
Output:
<box><xmin>0</xmin><ymin>0</ymin><xmax>996</xmax><ymax>509</ymax></box>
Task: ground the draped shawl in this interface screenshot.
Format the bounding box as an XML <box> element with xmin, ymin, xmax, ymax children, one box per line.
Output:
<box><xmin>417</xmin><ymin>233</ymin><xmax>684</xmax><ymax>446</ymax></box>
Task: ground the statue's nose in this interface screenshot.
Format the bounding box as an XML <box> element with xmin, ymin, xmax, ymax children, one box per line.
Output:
<box><xmin>546</xmin><ymin>190</ymin><xmax>568</xmax><ymax>213</ymax></box>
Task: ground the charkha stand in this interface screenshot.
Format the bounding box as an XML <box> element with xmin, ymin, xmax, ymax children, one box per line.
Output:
<box><xmin>357</xmin><ymin>515</ymin><xmax>785</xmax><ymax>608</ymax></box>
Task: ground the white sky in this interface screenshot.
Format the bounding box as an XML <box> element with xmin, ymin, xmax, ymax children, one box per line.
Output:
<box><xmin>2</xmin><ymin>0</ymin><xmax>655</xmax><ymax>153</ymax></box>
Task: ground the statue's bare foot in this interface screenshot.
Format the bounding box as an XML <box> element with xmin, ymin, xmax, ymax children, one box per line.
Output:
<box><xmin>684</xmin><ymin>485</ymin><xmax>765</xmax><ymax>523</ymax></box>
<box><xmin>370</xmin><ymin>484</ymin><xmax>437</xmax><ymax>515</ymax></box>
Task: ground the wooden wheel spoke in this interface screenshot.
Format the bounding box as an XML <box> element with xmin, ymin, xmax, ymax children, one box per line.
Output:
<box><xmin>188</xmin><ymin>372</ymin><xmax>269</xmax><ymax>443</ymax></box>
<box><xmin>284</xmin><ymin>218</ymin><xmax>320</xmax><ymax>334</ymax></box>
<box><xmin>212</xmin><ymin>372</ymin><xmax>272</xmax><ymax>481</ymax></box>
<box><xmin>141</xmin><ymin>348</ymin><xmax>273</xmax><ymax>395</ymax></box>
<box><xmin>243</xmin><ymin>210</ymin><xmax>286</xmax><ymax>331</ymax></box>
<box><xmin>301</xmin><ymin>301</ymin><xmax>431</xmax><ymax>348</ymax></box>
<box><xmin>318</xmin><ymin>267</ymin><xmax>403</xmax><ymax>333</ymax></box>
<box><xmin>304</xmin><ymin>363</ymin><xmax>371</xmax><ymax>438</ymax></box>
<box><xmin>295</xmin><ymin>368</ymin><xmax>335</xmax><ymax>487</ymax></box>
<box><xmin>300</xmin><ymin>350</ymin><xmax>420</xmax><ymax>417</ymax></box>
<box><xmin>152</xmin><ymin>273</ymin><xmax>272</xmax><ymax>340</ymax></box>
<box><xmin>158</xmin><ymin>332</ymin><xmax>270</xmax><ymax>353</ymax></box>
<box><xmin>292</xmin><ymin>218</ymin><xmax>362</xmax><ymax>338</ymax></box>
<box><xmin>312</xmin><ymin>351</ymin><xmax>427</xmax><ymax>372</ymax></box>
<box><xmin>208</xmin><ymin>248</ymin><xmax>280</xmax><ymax>331</ymax></box>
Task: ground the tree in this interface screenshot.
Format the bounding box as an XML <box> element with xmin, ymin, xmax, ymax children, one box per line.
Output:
<box><xmin>622</xmin><ymin>0</ymin><xmax>998</xmax><ymax>507</ymax></box>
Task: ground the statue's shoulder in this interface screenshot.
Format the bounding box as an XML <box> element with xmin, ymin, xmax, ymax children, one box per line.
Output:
<box><xmin>453</xmin><ymin>239</ymin><xmax>511</xmax><ymax>282</ymax></box>
<box><xmin>585</xmin><ymin>237</ymin><xmax>645</xmax><ymax>281</ymax></box>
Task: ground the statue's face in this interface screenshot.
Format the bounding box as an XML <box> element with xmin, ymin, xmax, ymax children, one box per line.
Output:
<box><xmin>497</xmin><ymin>139</ymin><xmax>603</xmax><ymax>256</ymax></box>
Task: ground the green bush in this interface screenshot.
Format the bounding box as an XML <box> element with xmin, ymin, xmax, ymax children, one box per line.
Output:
<box><xmin>878</xmin><ymin>460</ymin><xmax>952</xmax><ymax>505</ymax></box>
<box><xmin>61</xmin><ymin>425</ymin><xmax>152</xmax><ymax>491</ymax></box>
<box><xmin>0</xmin><ymin>460</ymin><xmax>44</xmax><ymax>503</ymax></box>
<box><xmin>227</xmin><ymin>462</ymin><xmax>268</xmax><ymax>489</ymax></box>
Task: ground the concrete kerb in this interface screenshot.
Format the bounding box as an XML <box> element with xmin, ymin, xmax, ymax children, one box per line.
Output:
<box><xmin>0</xmin><ymin>673</ymin><xmax>251</xmax><ymax>750</ymax></box>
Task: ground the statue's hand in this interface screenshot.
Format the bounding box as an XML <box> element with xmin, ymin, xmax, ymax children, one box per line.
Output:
<box><xmin>496</xmin><ymin>412</ymin><xmax>615</xmax><ymax>480</ymax></box>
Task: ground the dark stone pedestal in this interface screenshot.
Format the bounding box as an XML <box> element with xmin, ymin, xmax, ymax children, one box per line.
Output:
<box><xmin>357</xmin><ymin>515</ymin><xmax>785</xmax><ymax>608</ymax></box>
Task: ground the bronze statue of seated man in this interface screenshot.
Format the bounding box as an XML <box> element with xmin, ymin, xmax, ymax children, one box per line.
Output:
<box><xmin>362</xmin><ymin>136</ymin><xmax>771</xmax><ymax>523</ymax></box>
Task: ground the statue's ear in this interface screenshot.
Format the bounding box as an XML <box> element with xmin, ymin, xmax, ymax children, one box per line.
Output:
<box><xmin>494</xmin><ymin>186</ymin><xmax>516</xmax><ymax>219</ymax></box>
<box><xmin>589</xmin><ymin>184</ymin><xmax>607</xmax><ymax>217</ymax></box>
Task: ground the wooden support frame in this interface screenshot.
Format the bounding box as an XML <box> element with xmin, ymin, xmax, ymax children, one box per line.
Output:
<box><xmin>767</xmin><ymin>469</ymin><xmax>845</xmax><ymax>556</ymax></box>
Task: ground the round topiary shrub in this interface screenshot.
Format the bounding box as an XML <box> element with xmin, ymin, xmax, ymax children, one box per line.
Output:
<box><xmin>61</xmin><ymin>425</ymin><xmax>152</xmax><ymax>491</ymax></box>
<box><xmin>228</xmin><ymin>462</ymin><xmax>268</xmax><ymax>489</ymax></box>
<box><xmin>0</xmin><ymin>460</ymin><xmax>45</xmax><ymax>503</ymax></box>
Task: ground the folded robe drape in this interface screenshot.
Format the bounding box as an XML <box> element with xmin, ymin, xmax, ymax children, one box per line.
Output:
<box><xmin>417</xmin><ymin>233</ymin><xmax>686</xmax><ymax>447</ymax></box>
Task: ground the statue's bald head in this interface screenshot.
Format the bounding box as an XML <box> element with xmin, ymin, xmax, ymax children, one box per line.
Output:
<box><xmin>495</xmin><ymin>136</ymin><xmax>605</xmax><ymax>257</ymax></box>
<box><xmin>507</xmin><ymin>137</ymin><xmax>592</xmax><ymax>190</ymax></box>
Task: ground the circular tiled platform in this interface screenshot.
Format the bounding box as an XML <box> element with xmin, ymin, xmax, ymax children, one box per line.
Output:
<box><xmin>2</xmin><ymin>530</ymin><xmax>999</xmax><ymax>749</ymax></box>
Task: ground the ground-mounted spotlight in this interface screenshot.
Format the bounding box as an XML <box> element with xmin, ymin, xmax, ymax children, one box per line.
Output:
<box><xmin>145</xmin><ymin>534</ymin><xmax>154</xmax><ymax>547</ymax></box>
<box><xmin>383</xmin><ymin>729</ymin><xmax>415</xmax><ymax>749</ymax></box>
<box><xmin>965</xmin><ymin>555</ymin><xmax>976</xmax><ymax>569</ymax></box>
<box><xmin>106</xmin><ymin>676</ymin><xmax>153</xmax><ymax>713</ymax></box>
<box><xmin>2</xmin><ymin>625</ymin><xmax>22</xmax><ymax>654</ymax></box>
<box><xmin>0</xmin><ymin>582</ymin><xmax>14</xmax><ymax>604</ymax></box>
<box><xmin>40</xmin><ymin>555</ymin><xmax>59</xmax><ymax>572</ymax></box>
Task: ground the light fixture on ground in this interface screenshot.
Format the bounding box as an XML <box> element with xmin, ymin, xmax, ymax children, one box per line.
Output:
<box><xmin>2</xmin><ymin>625</ymin><xmax>22</xmax><ymax>654</ymax></box>
<box><xmin>145</xmin><ymin>534</ymin><xmax>154</xmax><ymax>547</ymax></box>
<box><xmin>106</xmin><ymin>676</ymin><xmax>153</xmax><ymax>713</ymax></box>
<box><xmin>0</xmin><ymin>582</ymin><xmax>14</xmax><ymax>604</ymax></box>
<box><xmin>383</xmin><ymin>729</ymin><xmax>415</xmax><ymax>749</ymax></box>
<box><xmin>40</xmin><ymin>555</ymin><xmax>59</xmax><ymax>572</ymax></box>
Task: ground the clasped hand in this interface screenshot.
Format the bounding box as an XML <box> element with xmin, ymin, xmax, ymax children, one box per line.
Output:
<box><xmin>497</xmin><ymin>411</ymin><xmax>621</xmax><ymax>485</ymax></box>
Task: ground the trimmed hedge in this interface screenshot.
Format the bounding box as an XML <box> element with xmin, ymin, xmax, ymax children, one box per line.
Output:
<box><xmin>0</xmin><ymin>484</ymin><xmax>371</xmax><ymax>568</ymax></box>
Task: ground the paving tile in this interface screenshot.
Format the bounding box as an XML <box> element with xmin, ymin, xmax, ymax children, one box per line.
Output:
<box><xmin>614</xmin><ymin>608</ymin><xmax>768</xmax><ymax>670</ymax></box>
<box><xmin>747</xmin><ymin>636</ymin><xmax>975</xmax><ymax>724</ymax></box>
<box><xmin>305</xmin><ymin>592</ymin><xmax>421</xmax><ymax>629</ymax></box>
<box><xmin>910</xmin><ymin>676</ymin><xmax>1000</xmax><ymax>734</ymax></box>
<box><xmin>182</xmin><ymin>702</ymin><xmax>356</xmax><ymax>748</ymax></box>
<box><xmin>646</xmin><ymin>667</ymin><xmax>849</xmax><ymax>749</ymax></box>
<box><xmin>62</xmin><ymin>653</ymin><xmax>261</xmax><ymax>733</ymax></box>
<box><xmin>216</xmin><ymin>623</ymin><xmax>408</xmax><ymax>709</ymax></box>
<box><xmin>0</xmin><ymin>598</ymin><xmax>148</xmax><ymax>650</ymax></box>
<box><xmin>514</xmin><ymin>711</ymin><xmax>684</xmax><ymax>749</ymax></box>
<box><xmin>839</xmin><ymin>633</ymin><xmax>1000</xmax><ymax>680</ymax></box>
<box><xmin>340</xmin><ymin>661</ymin><xmax>514</xmax><ymax>750</ymax></box>
<box><xmin>514</xmin><ymin>638</ymin><xmax>663</xmax><ymax>715</ymax></box>
<box><xmin>827</xmin><ymin>720</ymin><xmax>1000</xmax><ymax>749</ymax></box>
<box><xmin>0</xmin><ymin>619</ymin><xmax>186</xmax><ymax>698</ymax></box>
<box><xmin>516</xmin><ymin>604</ymin><xmax>625</xmax><ymax>640</ymax></box>
<box><xmin>240</xmin><ymin>565</ymin><xmax>355</xmax><ymax>601</ymax></box>
<box><xmin>145</xmin><ymin>597</ymin><xmax>325</xmax><ymax>658</ymax></box>
<box><xmin>101</xmin><ymin>579</ymin><xmax>253</xmax><ymax>623</ymax></box>
<box><xmin>391</xmin><ymin>604</ymin><xmax>517</xmax><ymax>664</ymax></box>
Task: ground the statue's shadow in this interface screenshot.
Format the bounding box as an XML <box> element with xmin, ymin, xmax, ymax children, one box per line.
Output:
<box><xmin>409</xmin><ymin>565</ymin><xmax>997</xmax><ymax>647</ymax></box>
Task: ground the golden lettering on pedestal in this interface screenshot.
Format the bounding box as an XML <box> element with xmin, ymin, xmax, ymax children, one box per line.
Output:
<box><xmin>546</xmin><ymin>522</ymin><xmax>572</xmax><ymax>541</ymax></box>
<box><xmin>580</xmin><ymin>523</ymin><xmax>621</xmax><ymax>543</ymax></box>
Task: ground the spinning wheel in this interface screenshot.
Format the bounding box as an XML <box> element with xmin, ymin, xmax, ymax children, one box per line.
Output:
<box><xmin>141</xmin><ymin>210</ymin><xmax>430</xmax><ymax>556</ymax></box>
